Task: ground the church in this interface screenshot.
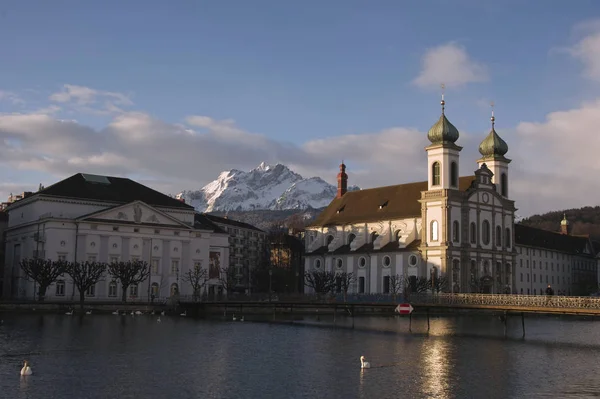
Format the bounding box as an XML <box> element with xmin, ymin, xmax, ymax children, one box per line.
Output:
<box><xmin>304</xmin><ymin>97</ymin><xmax>520</xmax><ymax>295</ymax></box>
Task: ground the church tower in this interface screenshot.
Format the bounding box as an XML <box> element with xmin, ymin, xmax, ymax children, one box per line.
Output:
<box><xmin>425</xmin><ymin>88</ymin><xmax>462</xmax><ymax>190</ymax></box>
<box><xmin>477</xmin><ymin>104</ymin><xmax>510</xmax><ymax>197</ymax></box>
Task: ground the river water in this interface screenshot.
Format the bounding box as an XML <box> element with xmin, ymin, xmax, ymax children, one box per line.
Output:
<box><xmin>1</xmin><ymin>311</ymin><xmax>600</xmax><ymax>398</ymax></box>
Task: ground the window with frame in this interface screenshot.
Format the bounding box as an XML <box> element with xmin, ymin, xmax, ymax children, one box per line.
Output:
<box><xmin>505</xmin><ymin>228</ymin><xmax>511</xmax><ymax>247</ymax></box>
<box><xmin>86</xmin><ymin>284</ymin><xmax>95</xmax><ymax>297</ymax></box>
<box><xmin>432</xmin><ymin>162</ymin><xmax>441</xmax><ymax>186</ymax></box>
<box><xmin>383</xmin><ymin>276</ymin><xmax>390</xmax><ymax>293</ymax></box>
<box><xmin>171</xmin><ymin>259</ymin><xmax>179</xmax><ymax>274</ymax></box>
<box><xmin>500</xmin><ymin>173</ymin><xmax>508</xmax><ymax>196</ymax></box>
<box><xmin>430</xmin><ymin>220</ymin><xmax>439</xmax><ymax>242</ymax></box>
<box><xmin>495</xmin><ymin>226</ymin><xmax>502</xmax><ymax>247</ymax></box>
<box><xmin>55</xmin><ymin>280</ymin><xmax>65</xmax><ymax>296</ymax></box>
<box><xmin>108</xmin><ymin>281</ymin><xmax>117</xmax><ymax>297</ymax></box>
<box><xmin>151</xmin><ymin>259</ymin><xmax>159</xmax><ymax>274</ymax></box>
<box><xmin>130</xmin><ymin>284</ymin><xmax>138</xmax><ymax>297</ymax></box>
<box><xmin>110</xmin><ymin>256</ymin><xmax>119</xmax><ymax>264</ymax></box>
<box><xmin>151</xmin><ymin>283</ymin><xmax>159</xmax><ymax>297</ymax></box>
<box><xmin>450</xmin><ymin>162</ymin><xmax>458</xmax><ymax>187</ymax></box>
<box><xmin>452</xmin><ymin>221</ymin><xmax>460</xmax><ymax>242</ymax></box>
<box><xmin>358</xmin><ymin>277</ymin><xmax>365</xmax><ymax>293</ymax></box>
<box><xmin>470</xmin><ymin>223</ymin><xmax>477</xmax><ymax>244</ymax></box>
<box><xmin>193</xmin><ymin>261</ymin><xmax>202</xmax><ymax>270</ymax></box>
<box><xmin>58</xmin><ymin>254</ymin><xmax>67</xmax><ymax>262</ymax></box>
<box><xmin>482</xmin><ymin>220</ymin><xmax>491</xmax><ymax>245</ymax></box>
<box><xmin>88</xmin><ymin>255</ymin><xmax>97</xmax><ymax>263</ymax></box>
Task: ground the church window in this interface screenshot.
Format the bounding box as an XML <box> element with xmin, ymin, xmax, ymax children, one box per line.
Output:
<box><xmin>470</xmin><ymin>223</ymin><xmax>476</xmax><ymax>244</ymax></box>
<box><xmin>430</xmin><ymin>220</ymin><xmax>439</xmax><ymax>242</ymax></box>
<box><xmin>505</xmin><ymin>228</ymin><xmax>511</xmax><ymax>247</ymax></box>
<box><xmin>501</xmin><ymin>173</ymin><xmax>508</xmax><ymax>196</ymax></box>
<box><xmin>358</xmin><ymin>277</ymin><xmax>365</xmax><ymax>293</ymax></box>
<box><xmin>358</xmin><ymin>257</ymin><xmax>366</xmax><ymax>268</ymax></box>
<box><xmin>383</xmin><ymin>256</ymin><xmax>391</xmax><ymax>267</ymax></box>
<box><xmin>314</xmin><ymin>259</ymin><xmax>321</xmax><ymax>269</ymax></box>
<box><xmin>452</xmin><ymin>221</ymin><xmax>459</xmax><ymax>243</ymax></box>
<box><xmin>432</xmin><ymin>162</ymin><xmax>441</xmax><ymax>186</ymax></box>
<box><xmin>347</xmin><ymin>234</ymin><xmax>356</xmax><ymax>245</ymax></box>
<box><xmin>482</xmin><ymin>220</ymin><xmax>491</xmax><ymax>245</ymax></box>
<box><xmin>383</xmin><ymin>276</ymin><xmax>390</xmax><ymax>293</ymax></box>
<box><xmin>450</xmin><ymin>162</ymin><xmax>458</xmax><ymax>187</ymax></box>
<box><xmin>495</xmin><ymin>226</ymin><xmax>502</xmax><ymax>247</ymax></box>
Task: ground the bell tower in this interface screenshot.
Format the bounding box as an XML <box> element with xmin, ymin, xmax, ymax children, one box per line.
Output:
<box><xmin>477</xmin><ymin>103</ymin><xmax>510</xmax><ymax>198</ymax></box>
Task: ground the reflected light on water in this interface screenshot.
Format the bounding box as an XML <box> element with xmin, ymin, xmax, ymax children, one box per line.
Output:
<box><xmin>420</xmin><ymin>338</ymin><xmax>451</xmax><ymax>399</ymax></box>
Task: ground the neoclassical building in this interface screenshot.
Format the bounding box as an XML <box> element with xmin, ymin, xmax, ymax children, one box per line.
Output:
<box><xmin>2</xmin><ymin>173</ymin><xmax>230</xmax><ymax>301</ymax></box>
<box><xmin>305</xmin><ymin>100</ymin><xmax>517</xmax><ymax>294</ymax></box>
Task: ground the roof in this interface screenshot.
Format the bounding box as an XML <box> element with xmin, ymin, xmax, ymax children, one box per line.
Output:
<box><xmin>16</xmin><ymin>173</ymin><xmax>193</xmax><ymax>210</ymax></box>
<box><xmin>202</xmin><ymin>213</ymin><xmax>265</xmax><ymax>233</ymax></box>
<box><xmin>194</xmin><ymin>214</ymin><xmax>228</xmax><ymax>234</ymax></box>
<box><xmin>309</xmin><ymin>176</ymin><xmax>476</xmax><ymax>227</ymax></box>
<box><xmin>514</xmin><ymin>224</ymin><xmax>595</xmax><ymax>256</ymax></box>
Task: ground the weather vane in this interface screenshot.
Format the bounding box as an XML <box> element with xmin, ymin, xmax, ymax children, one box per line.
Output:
<box><xmin>490</xmin><ymin>101</ymin><xmax>495</xmax><ymax>127</ymax></box>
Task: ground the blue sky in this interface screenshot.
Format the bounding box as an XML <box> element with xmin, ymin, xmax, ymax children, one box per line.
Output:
<box><xmin>0</xmin><ymin>0</ymin><xmax>599</xmax><ymax>216</ymax></box>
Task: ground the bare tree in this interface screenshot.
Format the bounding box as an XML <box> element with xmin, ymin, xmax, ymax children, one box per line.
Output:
<box><xmin>389</xmin><ymin>274</ymin><xmax>405</xmax><ymax>301</ymax></box>
<box><xmin>335</xmin><ymin>272</ymin><xmax>356</xmax><ymax>302</ymax></box>
<box><xmin>304</xmin><ymin>270</ymin><xmax>335</xmax><ymax>296</ymax></box>
<box><xmin>219</xmin><ymin>267</ymin><xmax>237</xmax><ymax>295</ymax></box>
<box><xmin>429</xmin><ymin>275</ymin><xmax>449</xmax><ymax>293</ymax></box>
<box><xmin>19</xmin><ymin>258</ymin><xmax>67</xmax><ymax>301</ymax></box>
<box><xmin>107</xmin><ymin>260</ymin><xmax>150</xmax><ymax>302</ymax></box>
<box><xmin>182</xmin><ymin>263</ymin><xmax>208</xmax><ymax>301</ymax></box>
<box><xmin>64</xmin><ymin>261</ymin><xmax>107</xmax><ymax>309</ymax></box>
<box><xmin>415</xmin><ymin>276</ymin><xmax>431</xmax><ymax>293</ymax></box>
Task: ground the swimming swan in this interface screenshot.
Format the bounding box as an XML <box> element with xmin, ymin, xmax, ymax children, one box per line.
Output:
<box><xmin>180</xmin><ymin>311</ymin><xmax>187</xmax><ymax>317</ymax></box>
<box><xmin>20</xmin><ymin>361</ymin><xmax>32</xmax><ymax>376</ymax></box>
<box><xmin>360</xmin><ymin>356</ymin><xmax>370</xmax><ymax>369</ymax></box>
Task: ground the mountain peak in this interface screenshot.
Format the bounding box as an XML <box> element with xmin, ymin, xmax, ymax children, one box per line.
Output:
<box><xmin>177</xmin><ymin>163</ymin><xmax>360</xmax><ymax>212</ymax></box>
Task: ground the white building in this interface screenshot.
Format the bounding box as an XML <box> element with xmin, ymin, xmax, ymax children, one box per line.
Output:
<box><xmin>304</xmin><ymin>100</ymin><xmax>598</xmax><ymax>296</ymax></box>
<box><xmin>2</xmin><ymin>173</ymin><xmax>230</xmax><ymax>301</ymax></box>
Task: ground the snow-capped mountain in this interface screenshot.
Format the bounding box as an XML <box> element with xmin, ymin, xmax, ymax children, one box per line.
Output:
<box><xmin>177</xmin><ymin>162</ymin><xmax>359</xmax><ymax>212</ymax></box>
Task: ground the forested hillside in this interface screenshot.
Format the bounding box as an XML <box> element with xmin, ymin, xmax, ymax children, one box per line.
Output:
<box><xmin>519</xmin><ymin>206</ymin><xmax>600</xmax><ymax>239</ymax></box>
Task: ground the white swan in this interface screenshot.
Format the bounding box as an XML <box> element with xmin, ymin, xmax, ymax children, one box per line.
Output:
<box><xmin>85</xmin><ymin>310</ymin><xmax>92</xmax><ymax>315</ymax></box>
<box><xmin>65</xmin><ymin>310</ymin><xmax>73</xmax><ymax>316</ymax></box>
<box><xmin>112</xmin><ymin>310</ymin><xmax>119</xmax><ymax>315</ymax></box>
<box><xmin>161</xmin><ymin>311</ymin><xmax>165</xmax><ymax>316</ymax></box>
<box><xmin>232</xmin><ymin>314</ymin><xmax>237</xmax><ymax>321</ymax></box>
<box><xmin>135</xmin><ymin>311</ymin><xmax>143</xmax><ymax>315</ymax></box>
<box><xmin>180</xmin><ymin>311</ymin><xmax>187</xmax><ymax>317</ymax></box>
<box><xmin>20</xmin><ymin>361</ymin><xmax>32</xmax><ymax>376</ymax></box>
<box><xmin>360</xmin><ymin>356</ymin><xmax>370</xmax><ymax>369</ymax></box>
<box><xmin>157</xmin><ymin>317</ymin><xmax>161</xmax><ymax>323</ymax></box>
<box><xmin>240</xmin><ymin>316</ymin><xmax>244</xmax><ymax>322</ymax></box>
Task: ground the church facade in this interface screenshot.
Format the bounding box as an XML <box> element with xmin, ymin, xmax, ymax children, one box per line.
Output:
<box><xmin>304</xmin><ymin>100</ymin><xmax>518</xmax><ymax>295</ymax></box>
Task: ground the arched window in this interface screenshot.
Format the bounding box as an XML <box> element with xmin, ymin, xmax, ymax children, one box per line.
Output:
<box><xmin>470</xmin><ymin>222</ymin><xmax>477</xmax><ymax>244</ymax></box>
<box><xmin>452</xmin><ymin>221</ymin><xmax>460</xmax><ymax>242</ymax></box>
<box><xmin>371</xmin><ymin>231</ymin><xmax>379</xmax><ymax>243</ymax></box>
<box><xmin>482</xmin><ymin>220</ymin><xmax>491</xmax><ymax>245</ymax></box>
<box><xmin>501</xmin><ymin>173</ymin><xmax>508</xmax><ymax>197</ymax></box>
<box><xmin>432</xmin><ymin>162</ymin><xmax>441</xmax><ymax>186</ymax></box>
<box><xmin>450</xmin><ymin>162</ymin><xmax>458</xmax><ymax>187</ymax></box>
<box><xmin>151</xmin><ymin>282</ymin><xmax>159</xmax><ymax>297</ymax></box>
<box><xmin>170</xmin><ymin>283</ymin><xmax>179</xmax><ymax>296</ymax></box>
<box><xmin>495</xmin><ymin>225</ymin><xmax>502</xmax><ymax>247</ymax></box>
<box><xmin>347</xmin><ymin>233</ymin><xmax>356</xmax><ymax>245</ymax></box>
<box><xmin>108</xmin><ymin>281</ymin><xmax>117</xmax><ymax>297</ymax></box>
<box><xmin>430</xmin><ymin>220</ymin><xmax>439</xmax><ymax>242</ymax></box>
<box><xmin>505</xmin><ymin>228</ymin><xmax>511</xmax><ymax>247</ymax></box>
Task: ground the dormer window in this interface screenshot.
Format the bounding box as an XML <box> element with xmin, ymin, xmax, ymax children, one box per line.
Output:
<box><xmin>379</xmin><ymin>200</ymin><xmax>388</xmax><ymax>209</ymax></box>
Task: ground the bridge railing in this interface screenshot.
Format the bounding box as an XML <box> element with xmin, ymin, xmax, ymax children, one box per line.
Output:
<box><xmin>184</xmin><ymin>292</ymin><xmax>600</xmax><ymax>310</ymax></box>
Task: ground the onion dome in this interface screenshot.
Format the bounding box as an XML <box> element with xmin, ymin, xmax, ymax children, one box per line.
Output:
<box><xmin>427</xmin><ymin>99</ymin><xmax>460</xmax><ymax>145</ymax></box>
<box><xmin>478</xmin><ymin>113</ymin><xmax>508</xmax><ymax>157</ymax></box>
<box><xmin>561</xmin><ymin>213</ymin><xmax>569</xmax><ymax>226</ymax></box>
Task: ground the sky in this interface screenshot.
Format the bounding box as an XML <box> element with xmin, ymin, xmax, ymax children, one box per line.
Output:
<box><xmin>0</xmin><ymin>0</ymin><xmax>599</xmax><ymax>218</ymax></box>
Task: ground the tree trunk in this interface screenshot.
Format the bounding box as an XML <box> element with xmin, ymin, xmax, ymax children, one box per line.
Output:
<box><xmin>79</xmin><ymin>290</ymin><xmax>86</xmax><ymax>310</ymax></box>
<box><xmin>122</xmin><ymin>285</ymin><xmax>129</xmax><ymax>302</ymax></box>
<box><xmin>37</xmin><ymin>285</ymin><xmax>47</xmax><ymax>301</ymax></box>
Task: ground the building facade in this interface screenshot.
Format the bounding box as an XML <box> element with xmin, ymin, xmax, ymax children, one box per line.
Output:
<box><xmin>3</xmin><ymin>173</ymin><xmax>230</xmax><ymax>301</ymax></box>
<box><xmin>304</xmin><ymin>101</ymin><xmax>597</xmax><ymax>296</ymax></box>
<box><xmin>201</xmin><ymin>214</ymin><xmax>267</xmax><ymax>294</ymax></box>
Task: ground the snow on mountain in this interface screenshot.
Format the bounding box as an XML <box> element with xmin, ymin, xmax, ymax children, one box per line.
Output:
<box><xmin>177</xmin><ymin>162</ymin><xmax>359</xmax><ymax>212</ymax></box>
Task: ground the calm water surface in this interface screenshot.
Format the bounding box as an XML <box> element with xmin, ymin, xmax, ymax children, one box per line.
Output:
<box><xmin>1</xmin><ymin>312</ymin><xmax>600</xmax><ymax>398</ymax></box>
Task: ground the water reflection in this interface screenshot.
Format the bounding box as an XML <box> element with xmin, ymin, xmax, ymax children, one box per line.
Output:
<box><xmin>420</xmin><ymin>339</ymin><xmax>450</xmax><ymax>399</ymax></box>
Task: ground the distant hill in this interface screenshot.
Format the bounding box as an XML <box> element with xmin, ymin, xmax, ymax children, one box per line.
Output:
<box><xmin>519</xmin><ymin>206</ymin><xmax>600</xmax><ymax>240</ymax></box>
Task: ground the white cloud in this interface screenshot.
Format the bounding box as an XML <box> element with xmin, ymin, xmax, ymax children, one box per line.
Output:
<box><xmin>567</xmin><ymin>19</ymin><xmax>600</xmax><ymax>82</ymax></box>
<box><xmin>49</xmin><ymin>84</ymin><xmax>133</xmax><ymax>115</ymax></box>
<box><xmin>0</xmin><ymin>83</ymin><xmax>599</xmax><ymax>218</ymax></box>
<box><xmin>0</xmin><ymin>90</ymin><xmax>25</xmax><ymax>105</ymax></box>
<box><xmin>413</xmin><ymin>42</ymin><xmax>488</xmax><ymax>89</ymax></box>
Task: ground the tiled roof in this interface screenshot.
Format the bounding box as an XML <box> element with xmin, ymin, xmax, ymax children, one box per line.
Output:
<box><xmin>194</xmin><ymin>214</ymin><xmax>228</xmax><ymax>234</ymax></box>
<box><xmin>309</xmin><ymin>176</ymin><xmax>476</xmax><ymax>227</ymax></box>
<box><xmin>18</xmin><ymin>173</ymin><xmax>193</xmax><ymax>210</ymax></box>
<box><xmin>202</xmin><ymin>213</ymin><xmax>265</xmax><ymax>232</ymax></box>
<box><xmin>514</xmin><ymin>224</ymin><xmax>595</xmax><ymax>256</ymax></box>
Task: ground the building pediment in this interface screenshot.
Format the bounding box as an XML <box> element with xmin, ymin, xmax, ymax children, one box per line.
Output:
<box><xmin>78</xmin><ymin>201</ymin><xmax>191</xmax><ymax>228</ymax></box>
